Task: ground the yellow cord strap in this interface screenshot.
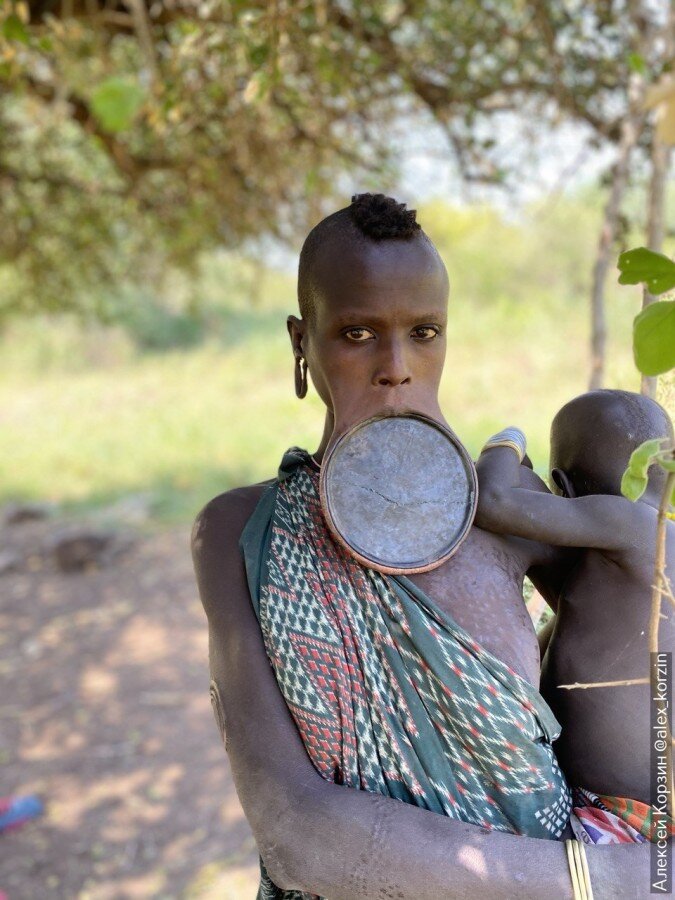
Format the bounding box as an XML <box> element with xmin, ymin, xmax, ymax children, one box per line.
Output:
<box><xmin>565</xmin><ymin>839</ymin><xmax>594</xmax><ymax>900</ymax></box>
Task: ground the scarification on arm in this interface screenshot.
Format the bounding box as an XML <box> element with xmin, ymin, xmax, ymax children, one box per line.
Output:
<box><xmin>209</xmin><ymin>679</ymin><xmax>228</xmax><ymax>748</ymax></box>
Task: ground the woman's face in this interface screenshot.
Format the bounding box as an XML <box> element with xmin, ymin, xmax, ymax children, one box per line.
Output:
<box><xmin>288</xmin><ymin>236</ymin><xmax>449</xmax><ymax>434</ymax></box>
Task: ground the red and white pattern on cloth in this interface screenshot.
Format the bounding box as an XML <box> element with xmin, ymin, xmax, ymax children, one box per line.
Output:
<box><xmin>255</xmin><ymin>458</ymin><xmax>571</xmax><ymax>837</ymax></box>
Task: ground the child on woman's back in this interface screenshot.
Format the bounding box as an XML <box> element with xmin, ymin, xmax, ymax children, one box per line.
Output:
<box><xmin>475</xmin><ymin>389</ymin><xmax>674</xmax><ymax>843</ymax></box>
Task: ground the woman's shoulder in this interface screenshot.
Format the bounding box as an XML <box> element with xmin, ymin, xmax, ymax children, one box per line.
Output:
<box><xmin>192</xmin><ymin>479</ymin><xmax>275</xmax><ymax>550</ymax></box>
<box><xmin>191</xmin><ymin>480</ymin><xmax>277</xmax><ymax>623</ymax></box>
<box><xmin>191</xmin><ymin>442</ymin><xmax>313</xmax><ymax>565</ymax></box>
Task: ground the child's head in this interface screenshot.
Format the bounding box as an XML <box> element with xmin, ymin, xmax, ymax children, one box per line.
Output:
<box><xmin>549</xmin><ymin>390</ymin><xmax>673</xmax><ymax>498</ymax></box>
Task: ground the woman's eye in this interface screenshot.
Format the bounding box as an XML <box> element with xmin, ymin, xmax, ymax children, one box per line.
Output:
<box><xmin>344</xmin><ymin>328</ymin><xmax>374</xmax><ymax>342</ymax></box>
<box><xmin>412</xmin><ymin>326</ymin><xmax>439</xmax><ymax>340</ymax></box>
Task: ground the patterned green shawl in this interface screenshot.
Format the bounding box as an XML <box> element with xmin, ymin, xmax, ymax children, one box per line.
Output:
<box><xmin>240</xmin><ymin>449</ymin><xmax>571</xmax><ymax>899</ymax></box>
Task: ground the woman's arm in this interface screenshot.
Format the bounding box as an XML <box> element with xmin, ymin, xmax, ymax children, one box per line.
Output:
<box><xmin>192</xmin><ymin>489</ymin><xmax>650</xmax><ymax>899</ymax></box>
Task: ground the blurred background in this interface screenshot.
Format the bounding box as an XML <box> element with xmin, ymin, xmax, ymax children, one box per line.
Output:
<box><xmin>0</xmin><ymin>1</ymin><xmax>674</xmax><ymax>897</ymax></box>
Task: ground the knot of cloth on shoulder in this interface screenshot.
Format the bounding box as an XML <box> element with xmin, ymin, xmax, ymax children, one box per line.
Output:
<box><xmin>240</xmin><ymin>448</ymin><xmax>571</xmax><ymax>896</ymax></box>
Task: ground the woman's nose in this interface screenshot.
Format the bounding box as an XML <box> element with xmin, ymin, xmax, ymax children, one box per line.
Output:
<box><xmin>372</xmin><ymin>341</ymin><xmax>412</xmax><ymax>387</ymax></box>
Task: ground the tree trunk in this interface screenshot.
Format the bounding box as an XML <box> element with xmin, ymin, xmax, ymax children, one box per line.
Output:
<box><xmin>588</xmin><ymin>111</ymin><xmax>642</xmax><ymax>390</ymax></box>
<box><xmin>641</xmin><ymin>139</ymin><xmax>671</xmax><ymax>398</ymax></box>
<box><xmin>640</xmin><ymin>0</ymin><xmax>674</xmax><ymax>399</ymax></box>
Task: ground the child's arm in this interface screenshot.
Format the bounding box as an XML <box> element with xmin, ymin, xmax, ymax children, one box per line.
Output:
<box><xmin>475</xmin><ymin>427</ymin><xmax>648</xmax><ymax>552</ymax></box>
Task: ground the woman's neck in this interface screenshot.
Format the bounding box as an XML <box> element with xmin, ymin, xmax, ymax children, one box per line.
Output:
<box><xmin>311</xmin><ymin>411</ymin><xmax>335</xmax><ymax>465</ymax></box>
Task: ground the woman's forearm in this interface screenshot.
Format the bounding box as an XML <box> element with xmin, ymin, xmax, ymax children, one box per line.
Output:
<box><xmin>267</xmin><ymin>777</ymin><xmax>651</xmax><ymax>899</ymax></box>
<box><xmin>277</xmin><ymin>781</ymin><xmax>568</xmax><ymax>899</ymax></box>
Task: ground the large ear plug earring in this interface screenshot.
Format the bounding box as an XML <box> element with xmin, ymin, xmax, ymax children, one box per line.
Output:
<box><xmin>294</xmin><ymin>353</ymin><xmax>308</xmax><ymax>399</ymax></box>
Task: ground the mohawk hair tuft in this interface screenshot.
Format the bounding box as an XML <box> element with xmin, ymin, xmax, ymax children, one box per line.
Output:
<box><xmin>348</xmin><ymin>193</ymin><xmax>421</xmax><ymax>240</ymax></box>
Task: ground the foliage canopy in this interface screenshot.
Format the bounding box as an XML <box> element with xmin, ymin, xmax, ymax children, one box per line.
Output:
<box><xmin>0</xmin><ymin>0</ymin><xmax>670</xmax><ymax>317</ymax></box>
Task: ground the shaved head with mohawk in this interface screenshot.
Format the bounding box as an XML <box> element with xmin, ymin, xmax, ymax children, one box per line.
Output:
<box><xmin>297</xmin><ymin>193</ymin><xmax>441</xmax><ymax>325</ymax></box>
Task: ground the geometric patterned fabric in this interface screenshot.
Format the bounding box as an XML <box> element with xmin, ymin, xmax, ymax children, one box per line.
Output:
<box><xmin>571</xmin><ymin>787</ymin><xmax>675</xmax><ymax>844</ymax></box>
<box><xmin>240</xmin><ymin>448</ymin><xmax>572</xmax><ymax>899</ymax></box>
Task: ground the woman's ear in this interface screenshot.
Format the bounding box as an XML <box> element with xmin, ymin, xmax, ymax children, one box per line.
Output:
<box><xmin>287</xmin><ymin>315</ymin><xmax>305</xmax><ymax>356</ymax></box>
<box><xmin>551</xmin><ymin>468</ymin><xmax>576</xmax><ymax>498</ymax></box>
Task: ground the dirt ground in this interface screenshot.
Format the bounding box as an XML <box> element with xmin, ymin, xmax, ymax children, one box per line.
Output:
<box><xmin>0</xmin><ymin>514</ymin><xmax>261</xmax><ymax>900</ymax></box>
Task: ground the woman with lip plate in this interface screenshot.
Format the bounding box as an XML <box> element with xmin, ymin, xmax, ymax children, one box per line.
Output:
<box><xmin>192</xmin><ymin>194</ymin><xmax>650</xmax><ymax>899</ymax></box>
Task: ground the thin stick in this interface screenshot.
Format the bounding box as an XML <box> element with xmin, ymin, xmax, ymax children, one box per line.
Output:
<box><xmin>658</xmin><ymin>574</ymin><xmax>675</xmax><ymax>608</ymax></box>
<box><xmin>558</xmin><ymin>678</ymin><xmax>648</xmax><ymax>690</ymax></box>
<box><xmin>655</xmin><ymin>585</ymin><xmax>675</xmax><ymax>611</ymax></box>
<box><xmin>650</xmin><ymin>471</ymin><xmax>675</xmax><ymax>818</ymax></box>
<box><xmin>649</xmin><ymin>474</ymin><xmax>674</xmax><ymax>654</ymax></box>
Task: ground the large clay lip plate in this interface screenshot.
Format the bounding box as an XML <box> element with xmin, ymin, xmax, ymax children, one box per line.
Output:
<box><xmin>320</xmin><ymin>413</ymin><xmax>478</xmax><ymax>575</ymax></box>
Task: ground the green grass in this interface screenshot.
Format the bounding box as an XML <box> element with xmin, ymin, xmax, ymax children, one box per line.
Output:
<box><xmin>1</xmin><ymin>280</ymin><xmax>668</xmax><ymax>527</ymax></box>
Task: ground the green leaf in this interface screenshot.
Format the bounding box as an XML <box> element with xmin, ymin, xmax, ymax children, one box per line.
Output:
<box><xmin>622</xmin><ymin>439</ymin><xmax>675</xmax><ymax>500</ymax></box>
<box><xmin>618</xmin><ymin>247</ymin><xmax>675</xmax><ymax>295</ymax></box>
<box><xmin>621</xmin><ymin>470</ymin><xmax>649</xmax><ymax>502</ymax></box>
<box><xmin>2</xmin><ymin>13</ymin><xmax>29</xmax><ymax>44</ymax></box>
<box><xmin>91</xmin><ymin>77</ymin><xmax>144</xmax><ymax>133</ymax></box>
<box><xmin>626</xmin><ymin>438</ymin><xmax>666</xmax><ymax>478</ymax></box>
<box><xmin>627</xmin><ymin>52</ymin><xmax>646</xmax><ymax>74</ymax></box>
<box><xmin>633</xmin><ymin>300</ymin><xmax>675</xmax><ymax>376</ymax></box>
<box><xmin>657</xmin><ymin>454</ymin><xmax>675</xmax><ymax>473</ymax></box>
